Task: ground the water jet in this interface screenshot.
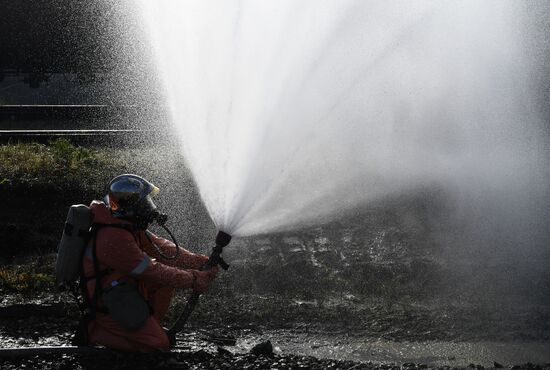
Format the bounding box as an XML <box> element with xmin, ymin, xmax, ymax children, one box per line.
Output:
<box><xmin>138</xmin><ymin>1</ymin><xmax>547</xmax><ymax>245</ymax></box>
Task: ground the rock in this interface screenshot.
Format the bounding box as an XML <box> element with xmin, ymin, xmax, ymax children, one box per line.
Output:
<box><xmin>250</xmin><ymin>340</ymin><xmax>274</xmax><ymax>357</ymax></box>
<box><xmin>292</xmin><ymin>299</ymin><xmax>317</xmax><ymax>309</ymax></box>
<box><xmin>494</xmin><ymin>361</ymin><xmax>504</xmax><ymax>368</ymax></box>
<box><xmin>217</xmin><ymin>346</ymin><xmax>233</xmax><ymax>357</ymax></box>
<box><xmin>343</xmin><ymin>294</ymin><xmax>360</xmax><ymax>302</ymax></box>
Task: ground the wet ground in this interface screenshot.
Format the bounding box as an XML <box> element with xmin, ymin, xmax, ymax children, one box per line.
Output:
<box><xmin>1</xmin><ymin>316</ymin><xmax>549</xmax><ymax>369</ymax></box>
<box><xmin>242</xmin><ymin>332</ymin><xmax>550</xmax><ymax>367</ymax></box>
<box><xmin>1</xmin><ymin>291</ymin><xmax>549</xmax><ymax>369</ymax></box>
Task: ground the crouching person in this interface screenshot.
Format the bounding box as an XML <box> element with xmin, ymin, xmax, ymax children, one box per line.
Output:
<box><xmin>77</xmin><ymin>174</ymin><xmax>217</xmax><ymax>352</ymax></box>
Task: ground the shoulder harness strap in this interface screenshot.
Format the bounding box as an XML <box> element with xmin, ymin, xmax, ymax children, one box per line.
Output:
<box><xmin>82</xmin><ymin>223</ymin><xmax>138</xmax><ymax>318</ymax></box>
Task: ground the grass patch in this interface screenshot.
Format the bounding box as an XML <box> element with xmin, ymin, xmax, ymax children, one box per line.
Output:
<box><xmin>0</xmin><ymin>139</ymin><xmax>122</xmax><ymax>193</ymax></box>
<box><xmin>0</xmin><ymin>139</ymin><xmax>131</xmax><ymax>260</ymax></box>
<box><xmin>0</xmin><ymin>261</ymin><xmax>55</xmax><ymax>294</ymax></box>
<box><xmin>0</xmin><ymin>139</ymin><xmax>206</xmax><ymax>259</ymax></box>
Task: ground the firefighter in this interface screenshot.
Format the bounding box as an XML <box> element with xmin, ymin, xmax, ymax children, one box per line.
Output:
<box><xmin>80</xmin><ymin>174</ymin><xmax>217</xmax><ymax>351</ymax></box>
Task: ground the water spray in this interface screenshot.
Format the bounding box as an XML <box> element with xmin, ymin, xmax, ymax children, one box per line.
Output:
<box><xmin>138</xmin><ymin>1</ymin><xmax>547</xmax><ymax>239</ymax></box>
<box><xmin>168</xmin><ymin>230</ymin><xmax>232</xmax><ymax>339</ymax></box>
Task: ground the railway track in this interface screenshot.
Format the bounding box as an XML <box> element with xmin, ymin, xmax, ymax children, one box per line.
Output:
<box><xmin>0</xmin><ymin>105</ymin><xmax>169</xmax><ymax>146</ymax></box>
<box><xmin>0</xmin><ymin>129</ymin><xmax>161</xmax><ymax>146</ymax></box>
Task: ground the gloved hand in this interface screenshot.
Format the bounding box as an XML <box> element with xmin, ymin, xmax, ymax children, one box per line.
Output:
<box><xmin>191</xmin><ymin>269</ymin><xmax>218</xmax><ymax>294</ymax></box>
<box><xmin>197</xmin><ymin>254</ymin><xmax>209</xmax><ymax>267</ymax></box>
<box><xmin>196</xmin><ymin>255</ymin><xmax>219</xmax><ymax>276</ymax></box>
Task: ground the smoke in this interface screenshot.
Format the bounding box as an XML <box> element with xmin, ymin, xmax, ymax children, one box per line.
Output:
<box><xmin>136</xmin><ymin>0</ymin><xmax>549</xmax><ymax>276</ymax></box>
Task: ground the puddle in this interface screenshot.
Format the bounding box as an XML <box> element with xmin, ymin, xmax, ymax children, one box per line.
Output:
<box><xmin>232</xmin><ymin>330</ymin><xmax>550</xmax><ymax>367</ymax></box>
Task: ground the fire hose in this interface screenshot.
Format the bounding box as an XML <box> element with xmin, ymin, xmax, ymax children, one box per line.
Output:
<box><xmin>167</xmin><ymin>231</ymin><xmax>231</xmax><ymax>340</ymax></box>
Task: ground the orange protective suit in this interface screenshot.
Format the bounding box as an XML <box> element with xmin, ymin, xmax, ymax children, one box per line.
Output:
<box><xmin>82</xmin><ymin>200</ymin><xmax>208</xmax><ymax>351</ymax></box>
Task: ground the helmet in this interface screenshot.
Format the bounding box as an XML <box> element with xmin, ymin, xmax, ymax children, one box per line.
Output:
<box><xmin>106</xmin><ymin>174</ymin><xmax>166</xmax><ymax>228</ymax></box>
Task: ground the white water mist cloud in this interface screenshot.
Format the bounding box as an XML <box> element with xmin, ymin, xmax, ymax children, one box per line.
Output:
<box><xmin>138</xmin><ymin>0</ymin><xmax>547</xmax><ymax>238</ymax></box>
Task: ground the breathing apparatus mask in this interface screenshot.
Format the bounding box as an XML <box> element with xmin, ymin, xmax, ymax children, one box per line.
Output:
<box><xmin>132</xmin><ymin>194</ymin><xmax>168</xmax><ymax>230</ymax></box>
<box><xmin>106</xmin><ymin>174</ymin><xmax>179</xmax><ymax>259</ymax></box>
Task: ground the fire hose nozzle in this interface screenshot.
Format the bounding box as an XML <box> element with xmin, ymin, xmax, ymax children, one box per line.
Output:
<box><xmin>215</xmin><ymin>231</ymin><xmax>232</xmax><ymax>247</ymax></box>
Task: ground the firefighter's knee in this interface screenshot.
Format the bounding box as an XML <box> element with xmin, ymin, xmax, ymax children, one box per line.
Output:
<box><xmin>150</xmin><ymin>331</ymin><xmax>171</xmax><ymax>349</ymax></box>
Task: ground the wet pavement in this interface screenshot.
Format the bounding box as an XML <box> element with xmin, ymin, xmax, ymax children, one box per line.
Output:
<box><xmin>232</xmin><ymin>331</ymin><xmax>550</xmax><ymax>368</ymax></box>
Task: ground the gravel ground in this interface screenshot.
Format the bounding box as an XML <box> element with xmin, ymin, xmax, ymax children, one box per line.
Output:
<box><xmin>1</xmin><ymin>347</ymin><xmax>549</xmax><ymax>370</ymax></box>
<box><xmin>1</xmin><ymin>298</ymin><xmax>549</xmax><ymax>370</ymax></box>
<box><xmin>0</xmin><ymin>350</ymin><xmax>368</xmax><ymax>370</ymax></box>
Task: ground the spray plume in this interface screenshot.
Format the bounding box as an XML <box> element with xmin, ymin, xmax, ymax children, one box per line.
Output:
<box><xmin>138</xmin><ymin>1</ymin><xmax>547</xmax><ymax>239</ymax></box>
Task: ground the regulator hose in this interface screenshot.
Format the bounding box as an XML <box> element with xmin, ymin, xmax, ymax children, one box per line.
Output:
<box><xmin>145</xmin><ymin>223</ymin><xmax>181</xmax><ymax>260</ymax></box>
